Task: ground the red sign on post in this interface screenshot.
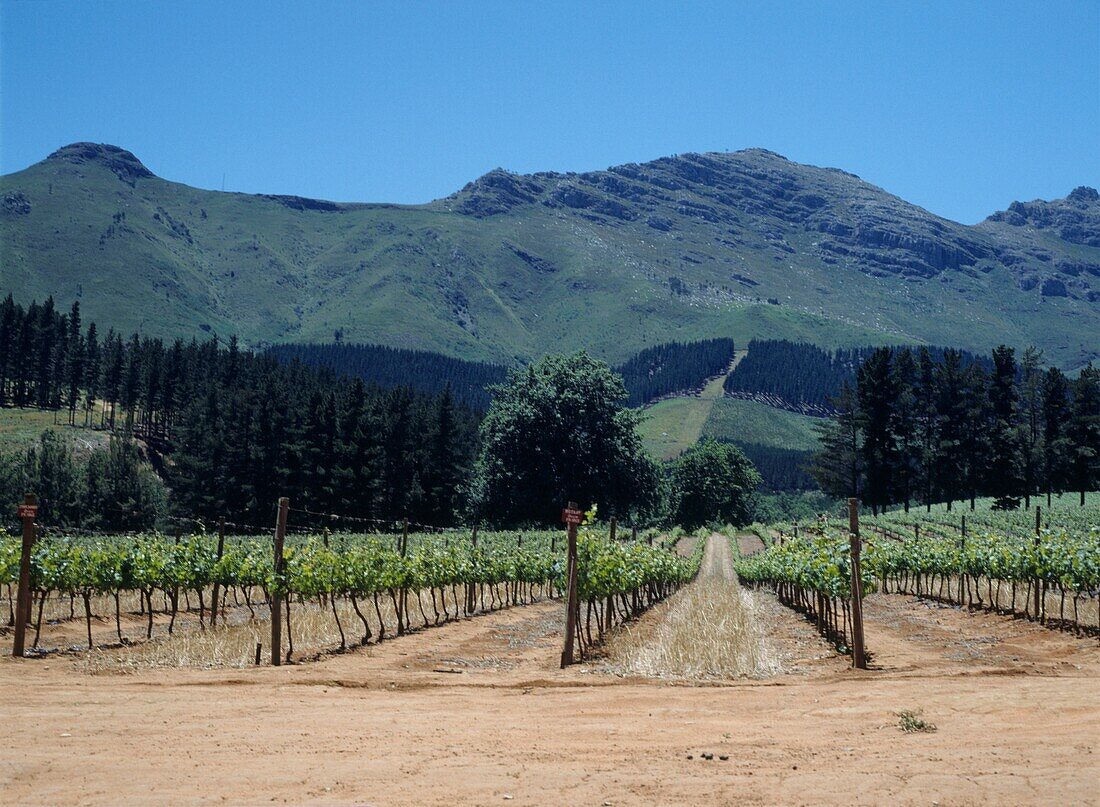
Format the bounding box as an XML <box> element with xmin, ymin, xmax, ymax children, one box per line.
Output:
<box><xmin>561</xmin><ymin>508</ymin><xmax>583</xmax><ymax>526</ymax></box>
<box><xmin>17</xmin><ymin>504</ymin><xmax>37</xmax><ymax>519</ymax></box>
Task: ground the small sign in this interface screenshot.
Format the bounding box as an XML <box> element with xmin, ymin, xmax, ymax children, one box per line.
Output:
<box><xmin>561</xmin><ymin>508</ymin><xmax>583</xmax><ymax>526</ymax></box>
<box><xmin>17</xmin><ymin>504</ymin><xmax>37</xmax><ymax>519</ymax></box>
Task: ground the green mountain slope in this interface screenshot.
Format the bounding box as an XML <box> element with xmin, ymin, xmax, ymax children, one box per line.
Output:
<box><xmin>2</xmin><ymin>143</ymin><xmax>1098</xmax><ymax>367</ymax></box>
<box><xmin>700</xmin><ymin>398</ymin><xmax>820</xmax><ymax>452</ymax></box>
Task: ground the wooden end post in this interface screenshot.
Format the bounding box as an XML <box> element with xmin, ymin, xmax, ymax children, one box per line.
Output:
<box><xmin>12</xmin><ymin>494</ymin><xmax>38</xmax><ymax>658</ymax></box>
<box><xmin>609</xmin><ymin>516</ymin><xmax>617</xmax><ymax>542</ymax></box>
<box><xmin>560</xmin><ymin>501</ymin><xmax>580</xmax><ymax>668</ymax></box>
<box><xmin>271</xmin><ymin>497</ymin><xmax>289</xmax><ymax>666</ymax></box>
<box><xmin>847</xmin><ymin>497</ymin><xmax>867</xmax><ymax>670</ymax></box>
<box><xmin>210</xmin><ymin>516</ymin><xmax>226</xmax><ymax>628</ymax></box>
<box><xmin>1033</xmin><ymin>505</ymin><xmax>1042</xmax><ymax>619</ymax></box>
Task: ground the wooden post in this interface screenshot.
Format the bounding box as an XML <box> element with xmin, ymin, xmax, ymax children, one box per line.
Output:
<box><xmin>1033</xmin><ymin>505</ymin><xmax>1042</xmax><ymax>619</ymax></box>
<box><xmin>210</xmin><ymin>516</ymin><xmax>227</xmax><ymax>628</ymax></box>
<box><xmin>401</xmin><ymin>518</ymin><xmax>409</xmax><ymax>557</ymax></box>
<box><xmin>609</xmin><ymin>516</ymin><xmax>617</xmax><ymax>542</ymax></box>
<box><xmin>631</xmin><ymin>525</ymin><xmax>638</xmax><ymax>542</ymax></box>
<box><xmin>961</xmin><ymin>514</ymin><xmax>966</xmax><ymax>538</ymax></box>
<box><xmin>12</xmin><ymin>494</ymin><xmax>37</xmax><ymax>658</ymax></box>
<box><xmin>560</xmin><ymin>502</ymin><xmax>580</xmax><ymax>668</ymax></box>
<box><xmin>271</xmin><ymin>497</ymin><xmax>289</xmax><ymax>666</ymax></box>
<box><xmin>847</xmin><ymin>498</ymin><xmax>867</xmax><ymax>670</ymax></box>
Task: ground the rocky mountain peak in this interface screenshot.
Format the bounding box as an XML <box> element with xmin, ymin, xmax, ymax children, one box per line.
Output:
<box><xmin>985</xmin><ymin>186</ymin><xmax>1100</xmax><ymax>247</ymax></box>
<box><xmin>1068</xmin><ymin>186</ymin><xmax>1099</xmax><ymax>204</ymax></box>
<box><xmin>46</xmin><ymin>142</ymin><xmax>154</xmax><ymax>183</ymax></box>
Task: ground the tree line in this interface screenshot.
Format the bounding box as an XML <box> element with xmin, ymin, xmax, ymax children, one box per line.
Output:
<box><xmin>725</xmin><ymin>338</ymin><xmax>991</xmax><ymax>412</ymax></box>
<box><xmin>615</xmin><ymin>338</ymin><xmax>736</xmax><ymax>407</ymax></box>
<box><xmin>1</xmin><ymin>432</ymin><xmax>165</xmax><ymax>529</ymax></box>
<box><xmin>271</xmin><ymin>337</ymin><xmax>739</xmax><ymax>411</ymax></box>
<box><xmin>733</xmin><ymin>443</ymin><xmax>816</xmax><ymax>491</ymax></box>
<box><xmin>266</xmin><ymin>342</ymin><xmax>509</xmax><ymax>410</ymax></box>
<box><xmin>809</xmin><ymin>345</ymin><xmax>1100</xmax><ymax>513</ymax></box>
<box><xmin>0</xmin><ymin>296</ymin><xmax>479</xmax><ymax>527</ymax></box>
<box><xmin>0</xmin><ymin>296</ymin><xmax>765</xmax><ymax>530</ymax></box>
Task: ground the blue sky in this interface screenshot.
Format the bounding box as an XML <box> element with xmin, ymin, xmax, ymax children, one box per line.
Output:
<box><xmin>1</xmin><ymin>0</ymin><xmax>1097</xmax><ymax>223</ymax></box>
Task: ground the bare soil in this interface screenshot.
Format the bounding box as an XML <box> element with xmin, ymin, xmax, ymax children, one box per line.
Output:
<box><xmin>2</xmin><ymin>536</ymin><xmax>1097</xmax><ymax>806</ymax></box>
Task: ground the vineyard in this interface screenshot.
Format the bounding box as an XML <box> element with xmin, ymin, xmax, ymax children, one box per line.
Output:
<box><xmin>0</xmin><ymin>515</ymin><xmax>697</xmax><ymax>667</ymax></box>
<box><xmin>737</xmin><ymin>494</ymin><xmax>1100</xmax><ymax>654</ymax></box>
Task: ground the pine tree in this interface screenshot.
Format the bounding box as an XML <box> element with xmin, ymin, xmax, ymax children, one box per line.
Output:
<box><xmin>1069</xmin><ymin>365</ymin><xmax>1100</xmax><ymax>506</ymax></box>
<box><xmin>1041</xmin><ymin>367</ymin><xmax>1072</xmax><ymax>505</ymax></box>
<box><xmin>891</xmin><ymin>348</ymin><xmax>919</xmax><ymax>511</ymax></box>
<box><xmin>83</xmin><ymin>323</ymin><xmax>100</xmax><ymax>428</ymax></box>
<box><xmin>808</xmin><ymin>382</ymin><xmax>862</xmax><ymax>500</ymax></box>
<box><xmin>915</xmin><ymin>347</ymin><xmax>939</xmax><ymax>511</ymax></box>
<box><xmin>0</xmin><ymin>294</ymin><xmax>17</xmax><ymax>406</ymax></box>
<box><xmin>958</xmin><ymin>362</ymin><xmax>992</xmax><ymax>510</ymax></box>
<box><xmin>120</xmin><ymin>333</ymin><xmax>142</xmax><ymax>433</ymax></box>
<box><xmin>64</xmin><ymin>301</ymin><xmax>84</xmax><ymax>425</ymax></box>
<box><xmin>1017</xmin><ymin>347</ymin><xmax>1045</xmax><ymax>508</ymax></box>
<box><xmin>934</xmin><ymin>350</ymin><xmax>967</xmax><ymax>510</ymax></box>
<box><xmin>987</xmin><ymin>345</ymin><xmax>1022</xmax><ymax>509</ymax></box>
<box><xmin>856</xmin><ymin>348</ymin><xmax>897</xmax><ymax>515</ymax></box>
<box><xmin>425</xmin><ymin>385</ymin><xmax>467</xmax><ymax>524</ymax></box>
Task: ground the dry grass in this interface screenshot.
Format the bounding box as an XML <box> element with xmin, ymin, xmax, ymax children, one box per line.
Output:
<box><xmin>891</xmin><ymin>575</ymin><xmax>1100</xmax><ymax>631</ymax></box>
<box><xmin>81</xmin><ymin>587</ymin><xmax>474</xmax><ymax>672</ymax></box>
<box><xmin>603</xmin><ymin>577</ymin><xmax>781</xmax><ymax>680</ymax></box>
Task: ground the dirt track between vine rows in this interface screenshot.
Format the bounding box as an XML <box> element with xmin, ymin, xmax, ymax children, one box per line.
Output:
<box><xmin>1</xmin><ymin>535</ymin><xmax>1098</xmax><ymax>806</ymax></box>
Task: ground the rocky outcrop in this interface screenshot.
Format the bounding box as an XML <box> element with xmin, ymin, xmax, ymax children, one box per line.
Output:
<box><xmin>985</xmin><ymin>186</ymin><xmax>1100</xmax><ymax>247</ymax></box>
<box><xmin>261</xmin><ymin>195</ymin><xmax>345</xmax><ymax>212</ymax></box>
<box><xmin>1</xmin><ymin>192</ymin><xmax>30</xmax><ymax>215</ymax></box>
<box><xmin>504</xmin><ymin>243</ymin><xmax>558</xmax><ymax>273</ymax></box>
<box><xmin>46</xmin><ymin>142</ymin><xmax>153</xmax><ymax>184</ymax></box>
<box><xmin>450</xmin><ymin>169</ymin><xmax>548</xmax><ymax>217</ymax></box>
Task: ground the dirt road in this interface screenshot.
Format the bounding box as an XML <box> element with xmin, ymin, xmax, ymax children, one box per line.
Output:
<box><xmin>2</xmin><ymin>535</ymin><xmax>1098</xmax><ymax>806</ymax></box>
<box><xmin>700</xmin><ymin>529</ymin><xmax>736</xmax><ymax>579</ymax></box>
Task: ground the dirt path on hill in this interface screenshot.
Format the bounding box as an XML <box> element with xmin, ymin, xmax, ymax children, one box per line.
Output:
<box><xmin>2</xmin><ymin>535</ymin><xmax>1098</xmax><ymax>806</ymax></box>
<box><xmin>700</xmin><ymin>530</ymin><xmax>736</xmax><ymax>579</ymax></box>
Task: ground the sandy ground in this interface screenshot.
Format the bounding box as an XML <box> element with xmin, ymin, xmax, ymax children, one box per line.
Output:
<box><xmin>1</xmin><ymin>536</ymin><xmax>1098</xmax><ymax>806</ymax></box>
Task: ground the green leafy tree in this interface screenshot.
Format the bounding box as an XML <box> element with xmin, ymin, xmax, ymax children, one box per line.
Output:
<box><xmin>83</xmin><ymin>437</ymin><xmax>165</xmax><ymax>530</ymax></box>
<box><xmin>25</xmin><ymin>430</ymin><xmax>82</xmax><ymax>525</ymax></box>
<box><xmin>471</xmin><ymin>352</ymin><xmax>658</xmax><ymax>525</ymax></box>
<box><xmin>670</xmin><ymin>439</ymin><xmax>760</xmax><ymax>529</ymax></box>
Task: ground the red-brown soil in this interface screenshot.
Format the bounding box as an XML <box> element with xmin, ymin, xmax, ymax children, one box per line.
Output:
<box><xmin>1</xmin><ymin>536</ymin><xmax>1097</xmax><ymax>806</ymax></box>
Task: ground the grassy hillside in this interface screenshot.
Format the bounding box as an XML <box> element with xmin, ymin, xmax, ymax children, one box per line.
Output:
<box><xmin>636</xmin><ymin>352</ymin><xmax>740</xmax><ymax>460</ymax></box>
<box><xmin>638</xmin><ymin>396</ymin><xmax>718</xmax><ymax>461</ymax></box>
<box><xmin>3</xmin><ymin>144</ymin><xmax>1097</xmax><ymax>368</ymax></box>
<box><xmin>700</xmin><ymin>399</ymin><xmax>820</xmax><ymax>451</ymax></box>
<box><xmin>0</xmin><ymin>408</ymin><xmax>111</xmax><ymax>457</ymax></box>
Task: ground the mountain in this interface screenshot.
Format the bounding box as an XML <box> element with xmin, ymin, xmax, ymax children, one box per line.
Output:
<box><xmin>2</xmin><ymin>142</ymin><xmax>1097</xmax><ymax>368</ymax></box>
